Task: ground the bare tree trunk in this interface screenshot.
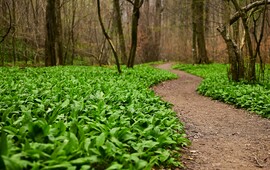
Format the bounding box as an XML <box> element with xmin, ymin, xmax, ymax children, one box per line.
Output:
<box><xmin>252</xmin><ymin>1</ymin><xmax>267</xmax><ymax>81</ymax></box>
<box><xmin>218</xmin><ymin>26</ymin><xmax>241</xmax><ymax>81</ymax></box>
<box><xmin>0</xmin><ymin>45</ymin><xmax>3</xmax><ymax>66</ymax></box>
<box><xmin>55</xmin><ymin>0</ymin><xmax>63</xmax><ymax>65</ymax></box>
<box><xmin>218</xmin><ymin>0</ymin><xmax>243</xmax><ymax>81</ymax></box>
<box><xmin>25</xmin><ymin>0</ymin><xmax>31</xmax><ymax>65</ymax></box>
<box><xmin>143</xmin><ymin>0</ymin><xmax>150</xmax><ymax>62</ymax></box>
<box><xmin>218</xmin><ymin>0</ymin><xmax>270</xmax><ymax>82</ymax></box>
<box><xmin>11</xmin><ymin>0</ymin><xmax>16</xmax><ymax>66</ymax></box>
<box><xmin>232</xmin><ymin>15</ymin><xmax>245</xmax><ymax>80</ymax></box>
<box><xmin>144</xmin><ymin>0</ymin><xmax>150</xmax><ymax>28</ymax></box>
<box><xmin>0</xmin><ymin>0</ymin><xmax>11</xmax><ymax>66</ymax></box>
<box><xmin>196</xmin><ymin>0</ymin><xmax>209</xmax><ymax>64</ymax></box>
<box><xmin>113</xmin><ymin>0</ymin><xmax>128</xmax><ymax>64</ymax></box>
<box><xmin>45</xmin><ymin>0</ymin><xmax>56</xmax><ymax>66</ymax></box>
<box><xmin>232</xmin><ymin>0</ymin><xmax>255</xmax><ymax>81</ymax></box>
<box><xmin>192</xmin><ymin>0</ymin><xmax>209</xmax><ymax>64</ymax></box>
<box><xmin>191</xmin><ymin>0</ymin><xmax>197</xmax><ymax>63</ymax></box>
<box><xmin>141</xmin><ymin>0</ymin><xmax>155</xmax><ymax>62</ymax></box>
<box><xmin>71</xmin><ymin>0</ymin><xmax>76</xmax><ymax>65</ymax></box>
<box><xmin>0</xmin><ymin>0</ymin><xmax>12</xmax><ymax>44</ymax></box>
<box><xmin>97</xmin><ymin>0</ymin><xmax>121</xmax><ymax>73</ymax></box>
<box><xmin>153</xmin><ymin>0</ymin><xmax>162</xmax><ymax>61</ymax></box>
<box><xmin>45</xmin><ymin>0</ymin><xmax>63</xmax><ymax>66</ymax></box>
<box><xmin>30</xmin><ymin>0</ymin><xmax>40</xmax><ymax>64</ymax></box>
<box><xmin>232</xmin><ymin>0</ymin><xmax>261</xmax><ymax>81</ymax></box>
<box><xmin>127</xmin><ymin>0</ymin><xmax>144</xmax><ymax>68</ymax></box>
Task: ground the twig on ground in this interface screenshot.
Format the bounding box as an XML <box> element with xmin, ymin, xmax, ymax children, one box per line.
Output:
<box><xmin>253</xmin><ymin>154</ymin><xmax>265</xmax><ymax>168</ymax></box>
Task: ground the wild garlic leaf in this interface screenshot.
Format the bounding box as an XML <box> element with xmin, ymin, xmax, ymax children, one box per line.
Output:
<box><xmin>0</xmin><ymin>65</ymin><xmax>187</xmax><ymax>169</ymax></box>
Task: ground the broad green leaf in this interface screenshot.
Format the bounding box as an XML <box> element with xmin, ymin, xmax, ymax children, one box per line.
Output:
<box><xmin>96</xmin><ymin>133</ymin><xmax>106</xmax><ymax>147</ymax></box>
<box><xmin>0</xmin><ymin>65</ymin><xmax>189</xmax><ymax>169</ymax></box>
<box><xmin>65</xmin><ymin>133</ymin><xmax>79</xmax><ymax>154</ymax></box>
<box><xmin>70</xmin><ymin>156</ymin><xmax>99</xmax><ymax>164</ymax></box>
<box><xmin>136</xmin><ymin>159</ymin><xmax>148</xmax><ymax>169</ymax></box>
<box><xmin>81</xmin><ymin>165</ymin><xmax>91</xmax><ymax>170</ymax></box>
<box><xmin>0</xmin><ymin>133</ymin><xmax>8</xmax><ymax>156</ymax></box>
<box><xmin>61</xmin><ymin>99</ymin><xmax>70</xmax><ymax>109</ymax></box>
<box><xmin>0</xmin><ymin>155</ymin><xmax>6</xmax><ymax>170</ymax></box>
<box><xmin>157</xmin><ymin>149</ymin><xmax>170</xmax><ymax>162</ymax></box>
<box><xmin>42</xmin><ymin>162</ymin><xmax>74</xmax><ymax>170</ymax></box>
<box><xmin>106</xmin><ymin>162</ymin><xmax>123</xmax><ymax>170</ymax></box>
<box><xmin>3</xmin><ymin>126</ymin><xmax>17</xmax><ymax>135</ymax></box>
<box><xmin>1</xmin><ymin>155</ymin><xmax>22</xmax><ymax>170</ymax></box>
<box><xmin>84</xmin><ymin>138</ymin><xmax>91</xmax><ymax>151</ymax></box>
<box><xmin>51</xmin><ymin>139</ymin><xmax>68</xmax><ymax>159</ymax></box>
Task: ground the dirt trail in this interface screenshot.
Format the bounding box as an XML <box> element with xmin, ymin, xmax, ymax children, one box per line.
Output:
<box><xmin>153</xmin><ymin>63</ymin><xmax>270</xmax><ymax>170</ymax></box>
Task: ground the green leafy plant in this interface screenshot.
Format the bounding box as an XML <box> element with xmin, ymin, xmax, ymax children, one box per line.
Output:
<box><xmin>0</xmin><ymin>65</ymin><xmax>188</xmax><ymax>169</ymax></box>
<box><xmin>173</xmin><ymin>64</ymin><xmax>270</xmax><ymax>118</ymax></box>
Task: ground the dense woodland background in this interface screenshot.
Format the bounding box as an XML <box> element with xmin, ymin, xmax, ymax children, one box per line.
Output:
<box><xmin>1</xmin><ymin>0</ymin><xmax>270</xmax><ymax>76</ymax></box>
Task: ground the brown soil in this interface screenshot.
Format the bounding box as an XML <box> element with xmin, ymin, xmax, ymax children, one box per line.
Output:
<box><xmin>153</xmin><ymin>63</ymin><xmax>270</xmax><ymax>170</ymax></box>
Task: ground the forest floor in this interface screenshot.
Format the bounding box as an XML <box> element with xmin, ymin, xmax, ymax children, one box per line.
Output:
<box><xmin>153</xmin><ymin>63</ymin><xmax>270</xmax><ymax>170</ymax></box>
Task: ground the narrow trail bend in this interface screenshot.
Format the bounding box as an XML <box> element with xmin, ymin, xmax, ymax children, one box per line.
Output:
<box><xmin>153</xmin><ymin>63</ymin><xmax>270</xmax><ymax>170</ymax></box>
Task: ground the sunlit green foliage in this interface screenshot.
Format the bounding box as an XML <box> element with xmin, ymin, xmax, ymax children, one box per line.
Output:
<box><xmin>173</xmin><ymin>64</ymin><xmax>270</xmax><ymax>118</ymax></box>
<box><xmin>0</xmin><ymin>65</ymin><xmax>188</xmax><ymax>169</ymax></box>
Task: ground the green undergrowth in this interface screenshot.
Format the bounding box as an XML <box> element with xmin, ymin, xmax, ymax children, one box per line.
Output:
<box><xmin>0</xmin><ymin>65</ymin><xmax>189</xmax><ymax>170</ymax></box>
<box><xmin>173</xmin><ymin>64</ymin><xmax>270</xmax><ymax>118</ymax></box>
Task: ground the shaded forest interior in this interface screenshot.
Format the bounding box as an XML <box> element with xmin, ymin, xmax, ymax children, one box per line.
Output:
<box><xmin>1</xmin><ymin>0</ymin><xmax>270</xmax><ymax>69</ymax></box>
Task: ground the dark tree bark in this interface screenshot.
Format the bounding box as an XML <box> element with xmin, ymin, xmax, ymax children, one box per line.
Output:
<box><xmin>231</xmin><ymin>15</ymin><xmax>245</xmax><ymax>80</ymax></box>
<box><xmin>252</xmin><ymin>1</ymin><xmax>267</xmax><ymax>80</ymax></box>
<box><xmin>229</xmin><ymin>0</ymin><xmax>270</xmax><ymax>25</ymax></box>
<box><xmin>55</xmin><ymin>0</ymin><xmax>63</xmax><ymax>65</ymax></box>
<box><xmin>192</xmin><ymin>0</ymin><xmax>209</xmax><ymax>64</ymax></box>
<box><xmin>0</xmin><ymin>0</ymin><xmax>12</xmax><ymax>66</ymax></box>
<box><xmin>71</xmin><ymin>0</ymin><xmax>76</xmax><ymax>65</ymax></box>
<box><xmin>231</xmin><ymin>0</ymin><xmax>255</xmax><ymax>81</ymax></box>
<box><xmin>97</xmin><ymin>0</ymin><xmax>121</xmax><ymax>73</ymax></box>
<box><xmin>127</xmin><ymin>0</ymin><xmax>144</xmax><ymax>68</ymax></box>
<box><xmin>11</xmin><ymin>0</ymin><xmax>16</xmax><ymax>66</ymax></box>
<box><xmin>218</xmin><ymin>26</ymin><xmax>242</xmax><ymax>81</ymax></box>
<box><xmin>218</xmin><ymin>0</ymin><xmax>270</xmax><ymax>82</ymax></box>
<box><xmin>45</xmin><ymin>0</ymin><xmax>57</xmax><ymax>66</ymax></box>
<box><xmin>45</xmin><ymin>0</ymin><xmax>63</xmax><ymax>66</ymax></box>
<box><xmin>113</xmin><ymin>0</ymin><xmax>128</xmax><ymax>64</ymax></box>
<box><xmin>0</xmin><ymin>1</ymin><xmax>11</xmax><ymax>44</ymax></box>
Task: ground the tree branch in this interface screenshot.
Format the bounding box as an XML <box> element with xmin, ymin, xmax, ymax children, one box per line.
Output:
<box><xmin>230</xmin><ymin>0</ymin><xmax>270</xmax><ymax>25</ymax></box>
<box><xmin>126</xmin><ymin>0</ymin><xmax>134</xmax><ymax>5</ymax></box>
<box><xmin>218</xmin><ymin>0</ymin><xmax>270</xmax><ymax>36</ymax></box>
<box><xmin>0</xmin><ymin>2</ymin><xmax>12</xmax><ymax>43</ymax></box>
<box><xmin>138</xmin><ymin>0</ymin><xmax>144</xmax><ymax>8</ymax></box>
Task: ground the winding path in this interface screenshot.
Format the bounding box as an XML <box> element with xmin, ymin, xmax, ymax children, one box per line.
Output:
<box><xmin>153</xmin><ymin>63</ymin><xmax>270</xmax><ymax>170</ymax></box>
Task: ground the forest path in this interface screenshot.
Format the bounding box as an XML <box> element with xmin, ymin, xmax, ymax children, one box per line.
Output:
<box><xmin>153</xmin><ymin>63</ymin><xmax>270</xmax><ymax>170</ymax></box>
